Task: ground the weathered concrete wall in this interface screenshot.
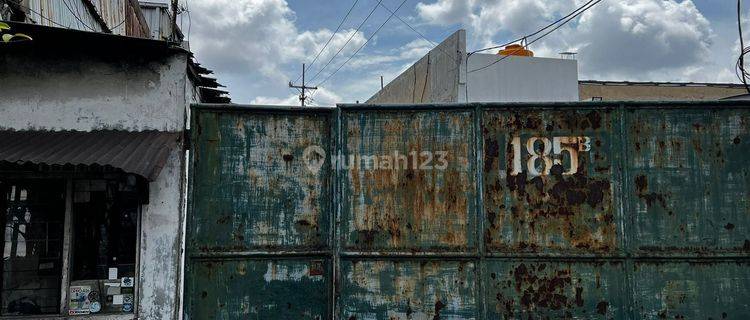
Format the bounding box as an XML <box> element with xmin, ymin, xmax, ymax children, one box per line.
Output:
<box><xmin>366</xmin><ymin>30</ymin><xmax>465</xmax><ymax>104</ymax></box>
<box><xmin>0</xmin><ymin>50</ymin><xmax>190</xmax><ymax>319</ymax></box>
<box><xmin>0</xmin><ymin>53</ymin><xmax>187</xmax><ymax>131</ymax></box>
<box><xmin>138</xmin><ymin>148</ymin><xmax>184</xmax><ymax>320</ymax></box>
<box><xmin>466</xmin><ymin>54</ymin><xmax>579</xmax><ymax>102</ymax></box>
<box><xmin>579</xmin><ymin>82</ymin><xmax>748</xmax><ymax>101</ymax></box>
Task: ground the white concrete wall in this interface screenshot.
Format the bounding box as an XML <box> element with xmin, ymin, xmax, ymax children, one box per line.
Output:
<box><xmin>366</xmin><ymin>30</ymin><xmax>466</xmax><ymax>104</ymax></box>
<box><xmin>0</xmin><ymin>50</ymin><xmax>190</xmax><ymax>320</ymax></box>
<box><xmin>465</xmin><ymin>54</ymin><xmax>579</xmax><ymax>102</ymax></box>
<box><xmin>138</xmin><ymin>148</ymin><xmax>184</xmax><ymax>320</ymax></box>
<box><xmin>0</xmin><ymin>54</ymin><xmax>187</xmax><ymax>131</ymax></box>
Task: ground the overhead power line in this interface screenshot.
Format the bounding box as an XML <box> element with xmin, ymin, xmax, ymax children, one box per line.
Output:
<box><xmin>309</xmin><ymin>0</ymin><xmax>384</xmax><ymax>83</ymax></box>
<box><xmin>377</xmin><ymin>1</ymin><xmax>457</xmax><ymax>61</ymax></box>
<box><xmin>63</xmin><ymin>0</ymin><xmax>100</xmax><ymax>32</ymax></box>
<box><xmin>468</xmin><ymin>0</ymin><xmax>603</xmax><ymax>73</ymax></box>
<box><xmin>378</xmin><ymin>2</ymin><xmax>435</xmax><ymax>47</ymax></box>
<box><xmin>737</xmin><ymin>0</ymin><xmax>750</xmax><ymax>93</ymax></box>
<box><xmin>470</xmin><ymin>0</ymin><xmax>598</xmax><ymax>55</ymax></box>
<box><xmin>295</xmin><ymin>0</ymin><xmax>360</xmax><ymax>84</ymax></box>
<box><xmin>315</xmin><ymin>0</ymin><xmax>410</xmax><ymax>87</ymax></box>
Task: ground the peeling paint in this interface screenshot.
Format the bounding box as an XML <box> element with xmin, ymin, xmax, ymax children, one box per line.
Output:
<box><xmin>190</xmin><ymin>111</ymin><xmax>332</xmax><ymax>252</ymax></box>
<box><xmin>342</xmin><ymin>110</ymin><xmax>476</xmax><ymax>252</ymax></box>
<box><xmin>482</xmin><ymin>108</ymin><xmax>618</xmax><ymax>254</ymax></box>
<box><xmin>186</xmin><ymin>103</ymin><xmax>750</xmax><ymax>320</ymax></box>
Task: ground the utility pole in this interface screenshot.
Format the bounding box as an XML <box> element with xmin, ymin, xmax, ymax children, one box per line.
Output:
<box><xmin>381</xmin><ymin>76</ymin><xmax>384</xmax><ymax>90</ymax></box>
<box><xmin>171</xmin><ymin>0</ymin><xmax>179</xmax><ymax>40</ymax></box>
<box><xmin>289</xmin><ymin>64</ymin><xmax>317</xmax><ymax>107</ymax></box>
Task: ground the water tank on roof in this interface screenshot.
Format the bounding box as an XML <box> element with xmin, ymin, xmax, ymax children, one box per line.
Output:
<box><xmin>498</xmin><ymin>44</ymin><xmax>534</xmax><ymax>57</ymax></box>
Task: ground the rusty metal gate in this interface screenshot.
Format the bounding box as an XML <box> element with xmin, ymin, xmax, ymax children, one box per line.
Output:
<box><xmin>184</xmin><ymin>102</ymin><xmax>750</xmax><ymax>319</ymax></box>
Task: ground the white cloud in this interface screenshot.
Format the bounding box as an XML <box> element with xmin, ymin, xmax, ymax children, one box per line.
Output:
<box><xmin>249</xmin><ymin>94</ymin><xmax>299</xmax><ymax>106</ymax></box>
<box><xmin>416</xmin><ymin>0</ymin><xmax>722</xmax><ymax>82</ymax></box>
<box><xmin>417</xmin><ymin>0</ymin><xmax>573</xmax><ymax>46</ymax></box>
<box><xmin>188</xmin><ymin>0</ymin><xmax>366</xmax><ymax>102</ymax></box>
<box><xmin>416</xmin><ymin>0</ymin><xmax>477</xmax><ymax>26</ymax></box>
<box><xmin>344</xmin><ymin>39</ymin><xmax>433</xmax><ymax>69</ymax></box>
<box><xmin>570</xmin><ymin>0</ymin><xmax>714</xmax><ymax>80</ymax></box>
<box><xmin>251</xmin><ymin>87</ymin><xmax>342</xmax><ymax>107</ymax></box>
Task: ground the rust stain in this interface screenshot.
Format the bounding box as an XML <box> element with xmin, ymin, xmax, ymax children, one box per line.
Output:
<box><xmin>483</xmin><ymin>110</ymin><xmax>616</xmax><ymax>253</ymax></box>
<box><xmin>596</xmin><ymin>300</ymin><xmax>608</xmax><ymax>315</ymax></box>
<box><xmin>346</xmin><ymin>111</ymin><xmax>473</xmax><ymax>250</ymax></box>
<box><xmin>634</xmin><ymin>174</ymin><xmax>669</xmax><ymax>208</ymax></box>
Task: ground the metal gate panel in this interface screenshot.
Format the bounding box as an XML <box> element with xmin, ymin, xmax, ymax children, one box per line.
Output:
<box><xmin>186</xmin><ymin>259</ymin><xmax>331</xmax><ymax>319</ymax></box>
<box><xmin>339</xmin><ymin>259</ymin><xmax>478</xmax><ymax>319</ymax></box>
<box><xmin>484</xmin><ymin>259</ymin><xmax>627</xmax><ymax>319</ymax></box>
<box><xmin>190</xmin><ymin>109</ymin><xmax>332</xmax><ymax>252</ymax></box>
<box><xmin>184</xmin><ymin>102</ymin><xmax>750</xmax><ymax>320</ymax></box>
<box><xmin>631</xmin><ymin>260</ymin><xmax>750</xmax><ymax>319</ymax></box>
<box><xmin>186</xmin><ymin>106</ymin><xmax>334</xmax><ymax>320</ymax></box>
<box><xmin>482</xmin><ymin>108</ymin><xmax>621</xmax><ymax>255</ymax></box>
<box><xmin>625</xmin><ymin>108</ymin><xmax>750</xmax><ymax>256</ymax></box>
<box><xmin>340</xmin><ymin>108</ymin><xmax>477</xmax><ymax>253</ymax></box>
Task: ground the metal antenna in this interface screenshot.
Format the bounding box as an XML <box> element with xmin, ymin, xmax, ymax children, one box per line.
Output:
<box><xmin>289</xmin><ymin>64</ymin><xmax>318</xmax><ymax>106</ymax></box>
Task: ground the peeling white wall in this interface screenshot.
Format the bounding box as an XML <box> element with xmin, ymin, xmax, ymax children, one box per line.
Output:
<box><xmin>138</xmin><ymin>148</ymin><xmax>184</xmax><ymax>320</ymax></box>
<box><xmin>0</xmin><ymin>50</ymin><xmax>190</xmax><ymax>320</ymax></box>
<box><xmin>0</xmin><ymin>54</ymin><xmax>187</xmax><ymax>132</ymax></box>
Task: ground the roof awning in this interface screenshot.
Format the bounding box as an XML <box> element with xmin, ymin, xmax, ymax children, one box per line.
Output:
<box><xmin>0</xmin><ymin>130</ymin><xmax>180</xmax><ymax>181</ymax></box>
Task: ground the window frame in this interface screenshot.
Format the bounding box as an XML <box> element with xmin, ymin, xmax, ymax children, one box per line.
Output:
<box><xmin>0</xmin><ymin>173</ymin><xmax>143</xmax><ymax>319</ymax></box>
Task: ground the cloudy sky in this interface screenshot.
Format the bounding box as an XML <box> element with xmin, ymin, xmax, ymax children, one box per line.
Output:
<box><xmin>173</xmin><ymin>0</ymin><xmax>742</xmax><ymax>105</ymax></box>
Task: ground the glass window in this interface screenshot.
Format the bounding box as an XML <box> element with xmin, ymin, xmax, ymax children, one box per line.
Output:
<box><xmin>69</xmin><ymin>178</ymin><xmax>140</xmax><ymax>315</ymax></box>
<box><xmin>1</xmin><ymin>180</ymin><xmax>66</xmax><ymax>316</ymax></box>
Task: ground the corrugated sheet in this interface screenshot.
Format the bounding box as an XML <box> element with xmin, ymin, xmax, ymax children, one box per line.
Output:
<box><xmin>26</xmin><ymin>0</ymin><xmax>105</xmax><ymax>32</ymax></box>
<box><xmin>0</xmin><ymin>130</ymin><xmax>179</xmax><ymax>180</ymax></box>
<box><xmin>123</xmin><ymin>0</ymin><xmax>149</xmax><ymax>38</ymax></box>
<box><xmin>90</xmin><ymin>0</ymin><xmax>126</xmax><ymax>35</ymax></box>
<box><xmin>140</xmin><ymin>1</ymin><xmax>172</xmax><ymax>40</ymax></box>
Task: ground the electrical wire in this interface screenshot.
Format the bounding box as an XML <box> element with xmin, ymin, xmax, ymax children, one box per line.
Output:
<box><xmin>5</xmin><ymin>0</ymin><xmax>73</xmax><ymax>30</ymax></box>
<box><xmin>468</xmin><ymin>0</ymin><xmax>603</xmax><ymax>74</ymax></box>
<box><xmin>186</xmin><ymin>0</ymin><xmax>192</xmax><ymax>42</ymax></box>
<box><xmin>295</xmin><ymin>0</ymin><xmax>360</xmax><ymax>84</ymax></box>
<box><xmin>309</xmin><ymin>0</ymin><xmax>384</xmax><ymax>83</ymax></box>
<box><xmin>470</xmin><ymin>0</ymin><xmax>598</xmax><ymax>55</ymax></box>
<box><xmin>61</xmin><ymin>0</ymin><xmax>97</xmax><ymax>32</ymax></box>
<box><xmin>315</xmin><ymin>0</ymin><xmax>410</xmax><ymax>87</ymax></box>
<box><xmin>6</xmin><ymin>0</ymin><xmax>99</xmax><ymax>32</ymax></box>
<box><xmin>110</xmin><ymin>19</ymin><xmax>126</xmax><ymax>32</ymax></box>
<box><xmin>737</xmin><ymin>0</ymin><xmax>750</xmax><ymax>93</ymax></box>
<box><xmin>377</xmin><ymin>1</ymin><xmax>457</xmax><ymax>61</ymax></box>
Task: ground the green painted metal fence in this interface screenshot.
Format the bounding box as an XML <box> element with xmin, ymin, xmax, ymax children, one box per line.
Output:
<box><xmin>185</xmin><ymin>102</ymin><xmax>750</xmax><ymax>320</ymax></box>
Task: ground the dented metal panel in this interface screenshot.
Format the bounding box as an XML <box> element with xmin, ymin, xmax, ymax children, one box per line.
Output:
<box><xmin>341</xmin><ymin>109</ymin><xmax>476</xmax><ymax>252</ymax></box>
<box><xmin>186</xmin><ymin>259</ymin><xmax>330</xmax><ymax>319</ymax></box>
<box><xmin>482</xmin><ymin>107</ymin><xmax>621</xmax><ymax>255</ymax></box>
<box><xmin>631</xmin><ymin>261</ymin><xmax>750</xmax><ymax>319</ymax></box>
<box><xmin>186</xmin><ymin>102</ymin><xmax>750</xmax><ymax>320</ymax></box>
<box><xmin>190</xmin><ymin>109</ymin><xmax>332</xmax><ymax>252</ymax></box>
<box><xmin>626</xmin><ymin>108</ymin><xmax>750</xmax><ymax>256</ymax></box>
<box><xmin>485</xmin><ymin>259</ymin><xmax>627</xmax><ymax>319</ymax></box>
<box><xmin>340</xmin><ymin>260</ymin><xmax>477</xmax><ymax>319</ymax></box>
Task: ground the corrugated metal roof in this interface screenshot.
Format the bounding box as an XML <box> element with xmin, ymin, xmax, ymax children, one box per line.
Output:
<box><xmin>3</xmin><ymin>21</ymin><xmax>230</xmax><ymax>103</ymax></box>
<box><xmin>0</xmin><ymin>130</ymin><xmax>179</xmax><ymax>181</ymax></box>
<box><xmin>580</xmin><ymin>80</ymin><xmax>747</xmax><ymax>88</ymax></box>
